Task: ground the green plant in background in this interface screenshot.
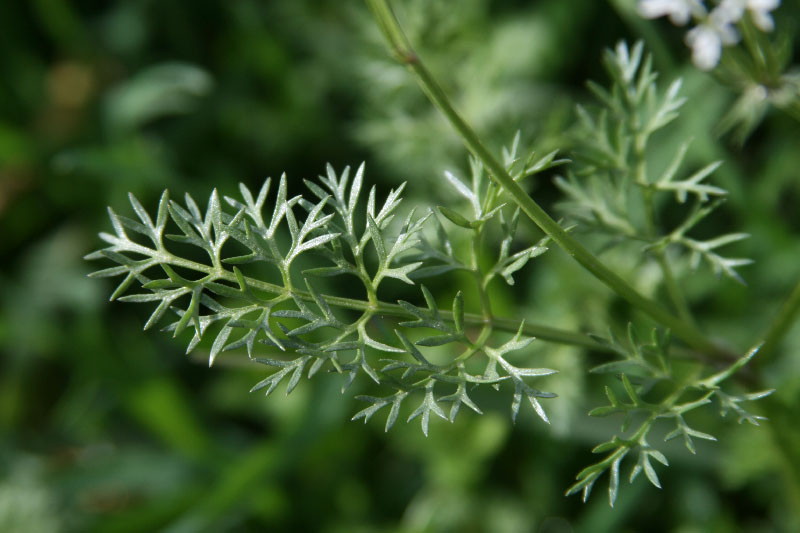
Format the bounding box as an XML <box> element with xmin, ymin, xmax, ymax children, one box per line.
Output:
<box><xmin>88</xmin><ymin>1</ymin><xmax>785</xmax><ymax>506</ymax></box>
<box><xmin>352</xmin><ymin>0</ymin><xmax>577</xmax><ymax>182</ymax></box>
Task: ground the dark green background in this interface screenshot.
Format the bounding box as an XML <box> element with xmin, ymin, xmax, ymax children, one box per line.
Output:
<box><xmin>1</xmin><ymin>1</ymin><xmax>799</xmax><ymax>531</ymax></box>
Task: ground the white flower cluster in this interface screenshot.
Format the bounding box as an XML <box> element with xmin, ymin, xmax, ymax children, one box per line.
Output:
<box><xmin>637</xmin><ymin>0</ymin><xmax>781</xmax><ymax>70</ymax></box>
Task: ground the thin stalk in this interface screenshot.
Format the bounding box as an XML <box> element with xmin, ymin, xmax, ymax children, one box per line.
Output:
<box><xmin>758</xmin><ymin>277</ymin><xmax>800</xmax><ymax>362</ymax></box>
<box><xmin>364</xmin><ymin>0</ymin><xmax>720</xmax><ymax>356</ymax></box>
<box><xmin>162</xmin><ymin>250</ymin><xmax>608</xmax><ymax>351</ymax></box>
<box><xmin>635</xmin><ymin>135</ymin><xmax>695</xmax><ymax>328</ymax></box>
<box><xmin>654</xmin><ymin>251</ymin><xmax>694</xmax><ymax>326</ymax></box>
<box><xmin>455</xmin><ymin>324</ymin><xmax>493</xmax><ymax>364</ymax></box>
<box><xmin>355</xmin><ymin>248</ymin><xmax>379</xmax><ymax>306</ymax></box>
<box><xmin>471</xmin><ymin>228</ymin><xmax>493</xmax><ymax>322</ymax></box>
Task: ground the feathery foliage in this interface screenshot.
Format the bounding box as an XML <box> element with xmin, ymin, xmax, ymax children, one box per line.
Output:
<box><xmin>88</xmin><ymin>160</ymin><xmax>564</xmax><ymax>437</ymax></box>
<box><xmin>558</xmin><ymin>41</ymin><xmax>752</xmax><ymax>284</ymax></box>
<box><xmin>88</xmin><ymin>32</ymin><xmax>776</xmax><ymax>508</ymax></box>
<box><xmin>566</xmin><ymin>333</ymin><xmax>773</xmax><ymax>507</ymax></box>
<box><xmin>551</xmin><ymin>40</ymin><xmax>771</xmax><ymax>505</ymax></box>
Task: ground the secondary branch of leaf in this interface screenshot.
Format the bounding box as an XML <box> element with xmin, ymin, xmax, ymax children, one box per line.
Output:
<box><xmin>399</xmin><ymin>325</ymin><xmax>493</xmax><ymax>393</ymax></box>
<box><xmin>654</xmin><ymin>251</ymin><xmax>695</xmax><ymax>326</ymax></box>
<box><xmin>454</xmin><ymin>325</ymin><xmax>492</xmax><ymax>364</ymax></box>
<box><xmin>634</xmin><ymin>133</ymin><xmax>695</xmax><ymax>327</ymax></box>
<box><xmin>568</xmin><ymin>370</ymin><xmax>706</xmax><ymax>501</ymax></box>
<box><xmin>356</xmin><ymin>241</ymin><xmax>379</xmax><ymax>306</ymax></box>
<box><xmin>471</xmin><ymin>226</ymin><xmax>494</xmax><ymax>322</ymax></box>
<box><xmin>364</xmin><ymin>0</ymin><xmax>721</xmax><ymax>357</ymax></box>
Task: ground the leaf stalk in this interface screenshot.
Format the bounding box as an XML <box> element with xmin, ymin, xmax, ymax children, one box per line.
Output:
<box><xmin>364</xmin><ymin>0</ymin><xmax>720</xmax><ymax>356</ymax></box>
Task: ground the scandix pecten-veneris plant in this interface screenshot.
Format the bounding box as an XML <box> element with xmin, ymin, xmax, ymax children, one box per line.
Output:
<box><xmin>86</xmin><ymin>0</ymin><xmax>797</xmax><ymax>507</ymax></box>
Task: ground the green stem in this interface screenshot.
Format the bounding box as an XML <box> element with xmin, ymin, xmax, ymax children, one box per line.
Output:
<box><xmin>161</xmin><ymin>252</ymin><xmax>607</xmax><ymax>351</ymax></box>
<box><xmin>758</xmin><ymin>277</ymin><xmax>800</xmax><ymax>362</ymax></box>
<box><xmin>455</xmin><ymin>324</ymin><xmax>493</xmax><ymax>364</ymax></box>
<box><xmin>364</xmin><ymin>0</ymin><xmax>720</xmax><ymax>356</ymax></box>
<box><xmin>356</xmin><ymin>252</ymin><xmax>379</xmax><ymax>306</ymax></box>
<box><xmin>654</xmin><ymin>251</ymin><xmax>694</xmax><ymax>327</ymax></box>
<box><xmin>471</xmin><ymin>228</ymin><xmax>493</xmax><ymax>322</ymax></box>
<box><xmin>635</xmin><ymin>135</ymin><xmax>694</xmax><ymax>328</ymax></box>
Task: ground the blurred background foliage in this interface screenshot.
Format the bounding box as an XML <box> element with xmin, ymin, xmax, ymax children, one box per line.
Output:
<box><xmin>1</xmin><ymin>0</ymin><xmax>799</xmax><ymax>531</ymax></box>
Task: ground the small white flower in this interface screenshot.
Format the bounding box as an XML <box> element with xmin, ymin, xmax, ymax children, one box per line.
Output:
<box><xmin>638</xmin><ymin>0</ymin><xmax>782</xmax><ymax>71</ymax></box>
<box><xmin>684</xmin><ymin>4</ymin><xmax>741</xmax><ymax>70</ymax></box>
<box><xmin>708</xmin><ymin>5</ymin><xmax>742</xmax><ymax>44</ymax></box>
<box><xmin>746</xmin><ymin>0</ymin><xmax>780</xmax><ymax>31</ymax></box>
<box><xmin>685</xmin><ymin>25</ymin><xmax>723</xmax><ymax>70</ymax></box>
<box><xmin>715</xmin><ymin>0</ymin><xmax>746</xmax><ymax>23</ymax></box>
<box><xmin>637</xmin><ymin>0</ymin><xmax>707</xmax><ymax>25</ymax></box>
